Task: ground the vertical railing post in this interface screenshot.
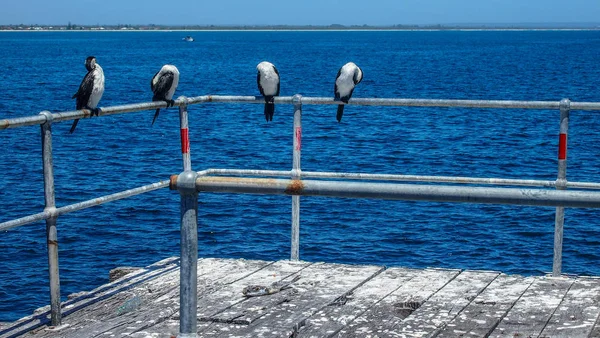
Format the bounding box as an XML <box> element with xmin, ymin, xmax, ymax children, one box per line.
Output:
<box><xmin>553</xmin><ymin>98</ymin><xmax>570</xmax><ymax>277</ymax></box>
<box><xmin>291</xmin><ymin>94</ymin><xmax>302</xmax><ymax>261</ymax></box>
<box><xmin>176</xmin><ymin>97</ymin><xmax>199</xmax><ymax>338</ymax></box>
<box><xmin>40</xmin><ymin>111</ymin><xmax>61</xmax><ymax>326</ymax></box>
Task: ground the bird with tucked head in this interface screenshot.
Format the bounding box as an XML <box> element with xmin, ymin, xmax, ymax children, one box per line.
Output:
<box><xmin>256</xmin><ymin>61</ymin><xmax>280</xmax><ymax>122</ymax></box>
<box><xmin>334</xmin><ymin>62</ymin><xmax>363</xmax><ymax>122</ymax></box>
<box><xmin>150</xmin><ymin>64</ymin><xmax>180</xmax><ymax>126</ymax></box>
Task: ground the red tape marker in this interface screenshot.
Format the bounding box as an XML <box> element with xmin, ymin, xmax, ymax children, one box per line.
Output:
<box><xmin>295</xmin><ymin>127</ymin><xmax>302</xmax><ymax>151</ymax></box>
<box><xmin>181</xmin><ymin>128</ymin><xmax>190</xmax><ymax>154</ymax></box>
<box><xmin>558</xmin><ymin>133</ymin><xmax>567</xmax><ymax>160</ymax></box>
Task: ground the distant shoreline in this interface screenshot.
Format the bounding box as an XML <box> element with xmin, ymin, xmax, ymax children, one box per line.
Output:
<box><xmin>1</xmin><ymin>28</ymin><xmax>599</xmax><ymax>33</ymax></box>
<box><xmin>1</xmin><ymin>23</ymin><xmax>599</xmax><ymax>32</ymax></box>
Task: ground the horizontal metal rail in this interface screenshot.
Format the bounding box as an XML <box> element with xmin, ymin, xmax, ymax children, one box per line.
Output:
<box><xmin>0</xmin><ymin>170</ymin><xmax>212</xmax><ymax>232</ymax></box>
<box><xmin>3</xmin><ymin>96</ymin><xmax>600</xmax><ymax>130</ymax></box>
<box><xmin>5</xmin><ymin>167</ymin><xmax>600</xmax><ymax>232</ymax></box>
<box><xmin>0</xmin><ymin>179</ymin><xmax>169</xmax><ymax>231</ymax></box>
<box><xmin>170</xmin><ymin>176</ymin><xmax>600</xmax><ymax>209</ymax></box>
<box><xmin>204</xmin><ymin>168</ymin><xmax>600</xmax><ymax>189</ymax></box>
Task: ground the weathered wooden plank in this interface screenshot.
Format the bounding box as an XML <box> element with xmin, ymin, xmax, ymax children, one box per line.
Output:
<box><xmin>393</xmin><ymin>270</ymin><xmax>499</xmax><ymax>337</ymax></box>
<box><xmin>11</xmin><ymin>258</ymin><xmax>600</xmax><ymax>338</ymax></box>
<box><xmin>490</xmin><ymin>276</ymin><xmax>574</xmax><ymax>337</ymax></box>
<box><xmin>435</xmin><ymin>274</ymin><xmax>534</xmax><ymax>337</ymax></box>
<box><xmin>590</xmin><ymin>315</ymin><xmax>600</xmax><ymax>338</ymax></box>
<box><xmin>0</xmin><ymin>256</ymin><xmax>180</xmax><ymax>338</ymax></box>
<box><xmin>202</xmin><ymin>262</ymin><xmax>384</xmax><ymax>337</ymax></box>
<box><xmin>25</xmin><ymin>257</ymin><xmax>190</xmax><ymax>338</ymax></box>
<box><xmin>23</xmin><ymin>258</ymin><xmax>270</xmax><ymax>338</ymax></box>
<box><xmin>76</xmin><ymin>259</ymin><xmax>311</xmax><ymax>338</ymax></box>
<box><xmin>296</xmin><ymin>267</ymin><xmax>421</xmax><ymax>338</ymax></box>
<box><xmin>133</xmin><ymin>318</ymin><xmax>244</xmax><ymax>337</ymax></box>
<box><xmin>539</xmin><ymin>277</ymin><xmax>600</xmax><ymax>338</ymax></box>
<box><xmin>335</xmin><ymin>268</ymin><xmax>462</xmax><ymax>337</ymax></box>
<box><xmin>96</xmin><ymin>258</ymin><xmax>274</xmax><ymax>338</ymax></box>
<box><xmin>197</xmin><ymin>259</ymin><xmax>313</xmax><ymax>322</ymax></box>
<box><xmin>127</xmin><ymin>318</ymin><xmax>180</xmax><ymax>337</ymax></box>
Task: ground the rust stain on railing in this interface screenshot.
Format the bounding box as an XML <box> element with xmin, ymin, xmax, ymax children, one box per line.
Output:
<box><xmin>285</xmin><ymin>180</ymin><xmax>305</xmax><ymax>195</ymax></box>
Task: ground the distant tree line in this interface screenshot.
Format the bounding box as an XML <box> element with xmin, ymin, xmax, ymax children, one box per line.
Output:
<box><xmin>1</xmin><ymin>22</ymin><xmax>599</xmax><ymax>31</ymax></box>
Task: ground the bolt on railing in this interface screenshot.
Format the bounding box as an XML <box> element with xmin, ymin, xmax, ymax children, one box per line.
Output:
<box><xmin>2</xmin><ymin>95</ymin><xmax>600</xmax><ymax>336</ymax></box>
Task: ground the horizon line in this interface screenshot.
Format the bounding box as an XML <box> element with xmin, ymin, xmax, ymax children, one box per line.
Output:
<box><xmin>1</xmin><ymin>22</ymin><xmax>600</xmax><ymax>27</ymax></box>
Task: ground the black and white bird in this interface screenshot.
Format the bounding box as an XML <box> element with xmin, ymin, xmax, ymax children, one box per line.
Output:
<box><xmin>151</xmin><ymin>64</ymin><xmax>180</xmax><ymax>126</ymax></box>
<box><xmin>256</xmin><ymin>61</ymin><xmax>280</xmax><ymax>122</ymax></box>
<box><xmin>70</xmin><ymin>56</ymin><xmax>105</xmax><ymax>134</ymax></box>
<box><xmin>334</xmin><ymin>62</ymin><xmax>363</xmax><ymax>122</ymax></box>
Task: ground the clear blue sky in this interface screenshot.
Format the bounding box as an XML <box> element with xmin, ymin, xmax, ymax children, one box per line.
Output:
<box><xmin>2</xmin><ymin>0</ymin><xmax>600</xmax><ymax>26</ymax></box>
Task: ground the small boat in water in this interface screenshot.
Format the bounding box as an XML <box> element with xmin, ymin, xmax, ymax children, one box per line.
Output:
<box><xmin>183</xmin><ymin>36</ymin><xmax>194</xmax><ymax>42</ymax></box>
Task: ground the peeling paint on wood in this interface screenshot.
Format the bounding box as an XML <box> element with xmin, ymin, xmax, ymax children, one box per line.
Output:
<box><xmin>491</xmin><ymin>276</ymin><xmax>574</xmax><ymax>337</ymax></box>
<box><xmin>435</xmin><ymin>274</ymin><xmax>535</xmax><ymax>337</ymax></box>
<box><xmin>539</xmin><ymin>277</ymin><xmax>600</xmax><ymax>337</ymax></box>
<box><xmin>4</xmin><ymin>258</ymin><xmax>600</xmax><ymax>338</ymax></box>
<box><xmin>296</xmin><ymin>267</ymin><xmax>420</xmax><ymax>337</ymax></box>
<box><xmin>335</xmin><ymin>268</ymin><xmax>462</xmax><ymax>337</ymax></box>
<box><xmin>199</xmin><ymin>260</ymin><xmax>313</xmax><ymax>323</ymax></box>
<box><xmin>206</xmin><ymin>262</ymin><xmax>384</xmax><ymax>337</ymax></box>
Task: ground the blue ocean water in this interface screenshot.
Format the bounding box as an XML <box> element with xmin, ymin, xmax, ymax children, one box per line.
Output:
<box><xmin>1</xmin><ymin>30</ymin><xmax>600</xmax><ymax>321</ymax></box>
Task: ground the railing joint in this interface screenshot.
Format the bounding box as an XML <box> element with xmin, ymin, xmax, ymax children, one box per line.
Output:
<box><xmin>43</xmin><ymin>206</ymin><xmax>58</xmax><ymax>219</ymax></box>
<box><xmin>556</xmin><ymin>178</ymin><xmax>568</xmax><ymax>190</ymax></box>
<box><xmin>39</xmin><ymin>110</ymin><xmax>54</xmax><ymax>125</ymax></box>
<box><xmin>291</xmin><ymin>169</ymin><xmax>302</xmax><ymax>179</ymax></box>
<box><xmin>560</xmin><ymin>98</ymin><xmax>571</xmax><ymax>110</ymax></box>
<box><xmin>292</xmin><ymin>93</ymin><xmax>303</xmax><ymax>105</ymax></box>
<box><xmin>177</xmin><ymin>171</ymin><xmax>198</xmax><ymax>195</ymax></box>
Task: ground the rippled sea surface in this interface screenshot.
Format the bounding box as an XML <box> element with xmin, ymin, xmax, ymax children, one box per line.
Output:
<box><xmin>1</xmin><ymin>30</ymin><xmax>600</xmax><ymax>321</ymax></box>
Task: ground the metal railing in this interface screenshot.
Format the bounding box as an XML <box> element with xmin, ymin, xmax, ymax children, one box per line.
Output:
<box><xmin>2</xmin><ymin>95</ymin><xmax>600</xmax><ymax>338</ymax></box>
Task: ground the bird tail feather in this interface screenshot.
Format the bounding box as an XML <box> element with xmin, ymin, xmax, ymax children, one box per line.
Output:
<box><xmin>69</xmin><ymin>119</ymin><xmax>79</xmax><ymax>134</ymax></box>
<box><xmin>336</xmin><ymin>105</ymin><xmax>345</xmax><ymax>122</ymax></box>
<box><xmin>264</xmin><ymin>103</ymin><xmax>274</xmax><ymax>122</ymax></box>
<box><xmin>152</xmin><ymin>108</ymin><xmax>160</xmax><ymax>126</ymax></box>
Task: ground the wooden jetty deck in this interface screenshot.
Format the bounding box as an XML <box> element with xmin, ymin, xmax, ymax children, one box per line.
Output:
<box><xmin>2</xmin><ymin>257</ymin><xmax>600</xmax><ymax>338</ymax></box>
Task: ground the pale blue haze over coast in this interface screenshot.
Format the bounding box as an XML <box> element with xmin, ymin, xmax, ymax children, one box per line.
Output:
<box><xmin>1</xmin><ymin>0</ymin><xmax>599</xmax><ymax>26</ymax></box>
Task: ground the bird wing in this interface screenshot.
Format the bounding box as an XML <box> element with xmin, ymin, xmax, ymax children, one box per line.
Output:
<box><xmin>353</xmin><ymin>68</ymin><xmax>363</xmax><ymax>85</ymax></box>
<box><xmin>152</xmin><ymin>72</ymin><xmax>174</xmax><ymax>100</ymax></box>
<box><xmin>334</xmin><ymin>68</ymin><xmax>343</xmax><ymax>99</ymax></box>
<box><xmin>73</xmin><ymin>71</ymin><xmax>94</xmax><ymax>110</ymax></box>
<box><xmin>256</xmin><ymin>71</ymin><xmax>266</xmax><ymax>96</ymax></box>
<box><xmin>257</xmin><ymin>70</ymin><xmax>266</xmax><ymax>97</ymax></box>
<box><xmin>150</xmin><ymin>70</ymin><xmax>160</xmax><ymax>91</ymax></box>
<box><xmin>273</xmin><ymin>66</ymin><xmax>281</xmax><ymax>96</ymax></box>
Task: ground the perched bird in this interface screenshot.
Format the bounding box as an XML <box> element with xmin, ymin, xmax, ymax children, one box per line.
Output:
<box><xmin>70</xmin><ymin>56</ymin><xmax>105</xmax><ymax>133</ymax></box>
<box><xmin>151</xmin><ymin>65</ymin><xmax>180</xmax><ymax>125</ymax></box>
<box><xmin>334</xmin><ymin>62</ymin><xmax>363</xmax><ymax>122</ymax></box>
<box><xmin>256</xmin><ymin>61</ymin><xmax>280</xmax><ymax>122</ymax></box>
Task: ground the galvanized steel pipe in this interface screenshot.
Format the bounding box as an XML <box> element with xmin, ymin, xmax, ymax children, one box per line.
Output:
<box><xmin>1</xmin><ymin>100</ymin><xmax>187</xmax><ymax>130</ymax></box>
<box><xmin>176</xmin><ymin>96</ymin><xmax>199</xmax><ymax>338</ymax></box>
<box><xmin>40</xmin><ymin>111</ymin><xmax>62</xmax><ymax>326</ymax></box>
<box><xmin>4</xmin><ymin>96</ymin><xmax>600</xmax><ymax>130</ymax></box>
<box><xmin>291</xmin><ymin>95</ymin><xmax>302</xmax><ymax>261</ymax></box>
<box><xmin>178</xmin><ymin>176</ymin><xmax>600</xmax><ymax>208</ymax></box>
<box><xmin>204</xmin><ymin>168</ymin><xmax>563</xmax><ymax>188</ymax></box>
<box><xmin>553</xmin><ymin>99</ymin><xmax>570</xmax><ymax>276</ymax></box>
<box><xmin>0</xmin><ymin>172</ymin><xmax>212</xmax><ymax>231</ymax></box>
